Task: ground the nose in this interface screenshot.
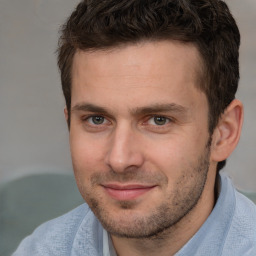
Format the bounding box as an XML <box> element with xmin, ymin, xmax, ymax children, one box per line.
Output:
<box><xmin>104</xmin><ymin>124</ymin><xmax>144</xmax><ymax>173</ymax></box>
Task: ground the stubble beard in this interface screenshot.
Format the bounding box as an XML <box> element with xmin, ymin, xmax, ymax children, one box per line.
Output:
<box><xmin>75</xmin><ymin>141</ymin><xmax>211</xmax><ymax>239</ymax></box>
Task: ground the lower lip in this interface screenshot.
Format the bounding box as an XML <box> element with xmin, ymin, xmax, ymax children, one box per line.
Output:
<box><xmin>103</xmin><ymin>187</ymin><xmax>155</xmax><ymax>201</ymax></box>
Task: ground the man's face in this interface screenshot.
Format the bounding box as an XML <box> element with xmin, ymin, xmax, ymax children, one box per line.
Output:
<box><xmin>68</xmin><ymin>41</ymin><xmax>215</xmax><ymax>238</ymax></box>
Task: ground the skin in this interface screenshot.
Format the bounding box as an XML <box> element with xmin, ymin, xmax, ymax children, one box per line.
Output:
<box><xmin>66</xmin><ymin>41</ymin><xmax>243</xmax><ymax>255</ymax></box>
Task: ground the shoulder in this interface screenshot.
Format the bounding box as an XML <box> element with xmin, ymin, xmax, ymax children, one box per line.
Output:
<box><xmin>232</xmin><ymin>190</ymin><xmax>256</xmax><ymax>236</ymax></box>
<box><xmin>12</xmin><ymin>204</ymin><xmax>97</xmax><ymax>256</ymax></box>
<box><xmin>223</xmin><ymin>189</ymin><xmax>256</xmax><ymax>255</ymax></box>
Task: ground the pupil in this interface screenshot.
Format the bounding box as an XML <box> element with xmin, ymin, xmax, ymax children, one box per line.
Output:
<box><xmin>154</xmin><ymin>116</ymin><xmax>166</xmax><ymax>125</ymax></box>
<box><xmin>92</xmin><ymin>116</ymin><xmax>104</xmax><ymax>124</ymax></box>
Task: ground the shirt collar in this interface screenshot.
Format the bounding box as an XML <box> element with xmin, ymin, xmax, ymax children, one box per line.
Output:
<box><xmin>103</xmin><ymin>228</ymin><xmax>117</xmax><ymax>256</ymax></box>
<box><xmin>175</xmin><ymin>172</ymin><xmax>236</xmax><ymax>255</ymax></box>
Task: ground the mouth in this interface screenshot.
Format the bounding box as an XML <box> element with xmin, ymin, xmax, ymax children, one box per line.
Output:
<box><xmin>101</xmin><ymin>183</ymin><xmax>157</xmax><ymax>201</ymax></box>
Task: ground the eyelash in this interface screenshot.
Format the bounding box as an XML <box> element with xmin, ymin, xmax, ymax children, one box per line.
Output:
<box><xmin>81</xmin><ymin>114</ymin><xmax>174</xmax><ymax>132</ymax></box>
<box><xmin>82</xmin><ymin>115</ymin><xmax>111</xmax><ymax>126</ymax></box>
<box><xmin>146</xmin><ymin>116</ymin><xmax>172</xmax><ymax>126</ymax></box>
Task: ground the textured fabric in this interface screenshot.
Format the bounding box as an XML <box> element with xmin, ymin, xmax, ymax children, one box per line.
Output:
<box><xmin>102</xmin><ymin>229</ymin><xmax>110</xmax><ymax>256</ymax></box>
<box><xmin>102</xmin><ymin>229</ymin><xmax>117</xmax><ymax>256</ymax></box>
<box><xmin>175</xmin><ymin>173</ymin><xmax>256</xmax><ymax>256</ymax></box>
<box><xmin>13</xmin><ymin>173</ymin><xmax>256</xmax><ymax>256</ymax></box>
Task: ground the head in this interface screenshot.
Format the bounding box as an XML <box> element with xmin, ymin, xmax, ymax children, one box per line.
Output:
<box><xmin>58</xmin><ymin>0</ymin><xmax>241</xmax><ymax>172</ymax></box>
<box><xmin>57</xmin><ymin>0</ymin><xmax>243</xmax><ymax>241</ymax></box>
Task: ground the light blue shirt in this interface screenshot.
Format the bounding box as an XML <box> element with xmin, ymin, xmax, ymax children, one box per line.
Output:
<box><xmin>102</xmin><ymin>229</ymin><xmax>116</xmax><ymax>256</ymax></box>
<box><xmin>13</xmin><ymin>173</ymin><xmax>256</xmax><ymax>256</ymax></box>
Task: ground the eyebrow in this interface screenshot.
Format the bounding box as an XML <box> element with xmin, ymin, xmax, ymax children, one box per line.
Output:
<box><xmin>72</xmin><ymin>103</ymin><xmax>110</xmax><ymax>115</ymax></box>
<box><xmin>131</xmin><ymin>103</ymin><xmax>188</xmax><ymax>116</ymax></box>
<box><xmin>71</xmin><ymin>102</ymin><xmax>188</xmax><ymax>117</ymax></box>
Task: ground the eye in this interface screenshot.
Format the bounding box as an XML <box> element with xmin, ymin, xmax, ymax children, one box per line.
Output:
<box><xmin>87</xmin><ymin>116</ymin><xmax>107</xmax><ymax>125</ymax></box>
<box><xmin>148</xmin><ymin>116</ymin><xmax>170</xmax><ymax>126</ymax></box>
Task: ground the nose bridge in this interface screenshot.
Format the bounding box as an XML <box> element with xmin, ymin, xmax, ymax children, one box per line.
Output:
<box><xmin>105</xmin><ymin>122</ymin><xmax>143</xmax><ymax>172</ymax></box>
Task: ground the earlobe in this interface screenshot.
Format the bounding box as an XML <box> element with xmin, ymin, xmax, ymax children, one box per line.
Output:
<box><xmin>211</xmin><ymin>99</ymin><xmax>243</xmax><ymax>162</ymax></box>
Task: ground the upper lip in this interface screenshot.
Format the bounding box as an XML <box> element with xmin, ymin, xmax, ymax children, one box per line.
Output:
<box><xmin>101</xmin><ymin>183</ymin><xmax>156</xmax><ymax>190</ymax></box>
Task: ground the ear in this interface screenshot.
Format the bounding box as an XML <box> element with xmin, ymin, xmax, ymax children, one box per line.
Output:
<box><xmin>64</xmin><ymin>107</ymin><xmax>69</xmax><ymax>123</ymax></box>
<box><xmin>210</xmin><ymin>99</ymin><xmax>243</xmax><ymax>162</ymax></box>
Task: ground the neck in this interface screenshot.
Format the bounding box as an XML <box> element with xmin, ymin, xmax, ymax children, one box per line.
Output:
<box><xmin>111</xmin><ymin>170</ymin><xmax>217</xmax><ymax>256</ymax></box>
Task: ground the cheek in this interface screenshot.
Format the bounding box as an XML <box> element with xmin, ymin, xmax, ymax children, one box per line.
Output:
<box><xmin>146</xmin><ymin>133</ymin><xmax>206</xmax><ymax>175</ymax></box>
<box><xmin>70</xmin><ymin>132</ymin><xmax>106</xmax><ymax>176</ymax></box>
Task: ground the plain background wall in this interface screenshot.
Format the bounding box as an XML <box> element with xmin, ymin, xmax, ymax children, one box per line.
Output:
<box><xmin>0</xmin><ymin>0</ymin><xmax>255</xmax><ymax>191</ymax></box>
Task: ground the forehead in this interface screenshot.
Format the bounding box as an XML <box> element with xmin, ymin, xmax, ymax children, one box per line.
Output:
<box><xmin>71</xmin><ymin>41</ymin><xmax>206</xmax><ymax>111</ymax></box>
<box><xmin>72</xmin><ymin>40</ymin><xmax>203</xmax><ymax>80</ymax></box>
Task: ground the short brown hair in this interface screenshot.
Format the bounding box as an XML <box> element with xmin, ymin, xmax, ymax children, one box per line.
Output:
<box><xmin>57</xmin><ymin>0</ymin><xmax>240</xmax><ymax>171</ymax></box>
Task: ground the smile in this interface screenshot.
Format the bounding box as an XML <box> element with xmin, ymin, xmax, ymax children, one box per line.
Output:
<box><xmin>101</xmin><ymin>184</ymin><xmax>157</xmax><ymax>201</ymax></box>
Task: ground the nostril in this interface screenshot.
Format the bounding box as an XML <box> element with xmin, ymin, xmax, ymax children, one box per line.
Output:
<box><xmin>106</xmin><ymin>151</ymin><xmax>145</xmax><ymax>173</ymax></box>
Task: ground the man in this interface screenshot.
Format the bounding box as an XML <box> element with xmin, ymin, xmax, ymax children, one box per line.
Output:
<box><xmin>14</xmin><ymin>0</ymin><xmax>256</xmax><ymax>255</ymax></box>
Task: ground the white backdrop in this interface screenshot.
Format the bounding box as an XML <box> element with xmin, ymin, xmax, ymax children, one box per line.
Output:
<box><xmin>0</xmin><ymin>0</ymin><xmax>255</xmax><ymax>191</ymax></box>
